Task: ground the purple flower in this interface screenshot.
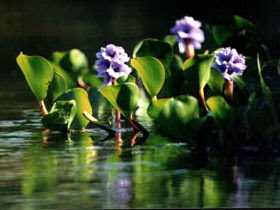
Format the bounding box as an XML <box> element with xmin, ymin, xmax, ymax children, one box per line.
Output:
<box><xmin>213</xmin><ymin>47</ymin><xmax>246</xmax><ymax>81</ymax></box>
<box><xmin>95</xmin><ymin>44</ymin><xmax>132</xmax><ymax>85</ymax></box>
<box><xmin>170</xmin><ymin>16</ymin><xmax>205</xmax><ymax>53</ymax></box>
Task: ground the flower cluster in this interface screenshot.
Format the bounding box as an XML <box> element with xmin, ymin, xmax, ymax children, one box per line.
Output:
<box><xmin>213</xmin><ymin>47</ymin><xmax>246</xmax><ymax>81</ymax></box>
<box><xmin>95</xmin><ymin>44</ymin><xmax>132</xmax><ymax>85</ymax></box>
<box><xmin>170</xmin><ymin>16</ymin><xmax>205</xmax><ymax>53</ymax></box>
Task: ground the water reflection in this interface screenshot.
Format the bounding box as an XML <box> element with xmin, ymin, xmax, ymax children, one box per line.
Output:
<box><xmin>1</xmin><ymin>107</ymin><xmax>280</xmax><ymax>209</ymax></box>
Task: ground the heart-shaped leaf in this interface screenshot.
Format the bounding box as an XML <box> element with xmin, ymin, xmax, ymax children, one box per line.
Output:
<box><xmin>131</xmin><ymin>56</ymin><xmax>165</xmax><ymax>97</ymax></box>
<box><xmin>48</xmin><ymin>72</ymin><xmax>68</xmax><ymax>101</ymax></box>
<box><xmin>207</xmin><ymin>67</ymin><xmax>225</xmax><ymax>95</ymax></box>
<box><xmin>16</xmin><ymin>53</ymin><xmax>53</xmax><ymax>100</ymax></box>
<box><xmin>57</xmin><ymin>88</ymin><xmax>92</xmax><ymax>129</ymax></box>
<box><xmin>133</xmin><ymin>38</ymin><xmax>174</xmax><ymax>66</ymax></box>
<box><xmin>157</xmin><ymin>96</ymin><xmax>200</xmax><ymax>138</ymax></box>
<box><xmin>147</xmin><ymin>98</ymin><xmax>170</xmax><ymax>119</ymax></box>
<box><xmin>183</xmin><ymin>54</ymin><xmax>214</xmax><ymax>93</ymax></box>
<box><xmin>99</xmin><ymin>82</ymin><xmax>139</xmax><ymax>118</ymax></box>
<box><xmin>42</xmin><ymin>100</ymin><xmax>77</xmax><ymax>131</ymax></box>
<box><xmin>206</xmin><ymin>96</ymin><xmax>234</xmax><ymax>131</ymax></box>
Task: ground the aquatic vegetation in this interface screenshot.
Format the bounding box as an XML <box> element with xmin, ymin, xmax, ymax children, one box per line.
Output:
<box><xmin>16</xmin><ymin>15</ymin><xmax>280</xmax><ymax>153</ymax></box>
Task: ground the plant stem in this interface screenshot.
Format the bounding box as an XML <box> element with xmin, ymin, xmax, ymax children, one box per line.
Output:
<box><xmin>82</xmin><ymin>111</ymin><xmax>115</xmax><ymax>135</ymax></box>
<box><xmin>198</xmin><ymin>89</ymin><xmax>208</xmax><ymax>111</ymax></box>
<box><xmin>39</xmin><ymin>100</ymin><xmax>48</xmax><ymax>116</ymax></box>
<box><xmin>185</xmin><ymin>39</ymin><xmax>195</xmax><ymax>58</ymax></box>
<box><xmin>225</xmin><ymin>80</ymin><xmax>234</xmax><ymax>101</ymax></box>
<box><xmin>128</xmin><ymin>116</ymin><xmax>140</xmax><ymax>131</ymax></box>
<box><xmin>115</xmin><ymin>109</ymin><xmax>121</xmax><ymax>123</ymax></box>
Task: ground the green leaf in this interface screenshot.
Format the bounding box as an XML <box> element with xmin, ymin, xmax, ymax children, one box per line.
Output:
<box><xmin>99</xmin><ymin>82</ymin><xmax>139</xmax><ymax>118</ymax></box>
<box><xmin>257</xmin><ymin>54</ymin><xmax>276</xmax><ymax>124</ymax></box>
<box><xmin>82</xmin><ymin>70</ymin><xmax>103</xmax><ymax>88</ymax></box>
<box><xmin>51</xmin><ymin>49</ymin><xmax>89</xmax><ymax>89</ymax></box>
<box><xmin>212</xmin><ymin>15</ymin><xmax>254</xmax><ymax>46</ymax></box>
<box><xmin>16</xmin><ymin>53</ymin><xmax>53</xmax><ymax>100</ymax></box>
<box><xmin>116</xmin><ymin>74</ymin><xmax>136</xmax><ymax>84</ymax></box>
<box><xmin>212</xmin><ymin>26</ymin><xmax>234</xmax><ymax>46</ymax></box>
<box><xmin>206</xmin><ymin>96</ymin><xmax>234</xmax><ymax>131</ymax></box>
<box><xmin>57</xmin><ymin>88</ymin><xmax>92</xmax><ymax>129</ymax></box>
<box><xmin>131</xmin><ymin>56</ymin><xmax>165</xmax><ymax>97</ymax></box>
<box><xmin>48</xmin><ymin>72</ymin><xmax>68</xmax><ymax>101</ymax></box>
<box><xmin>42</xmin><ymin>100</ymin><xmax>77</xmax><ymax>131</ymax></box>
<box><xmin>162</xmin><ymin>35</ymin><xmax>177</xmax><ymax>47</ymax></box>
<box><xmin>233</xmin><ymin>15</ymin><xmax>254</xmax><ymax>30</ymax></box>
<box><xmin>147</xmin><ymin>98</ymin><xmax>170</xmax><ymax>119</ymax></box>
<box><xmin>52</xmin><ymin>63</ymin><xmax>77</xmax><ymax>89</ymax></box>
<box><xmin>207</xmin><ymin>67</ymin><xmax>225</xmax><ymax>95</ymax></box>
<box><xmin>157</xmin><ymin>96</ymin><xmax>200</xmax><ymax>138</ymax></box>
<box><xmin>182</xmin><ymin>54</ymin><xmax>214</xmax><ymax>94</ymax></box>
<box><xmin>133</xmin><ymin>39</ymin><xmax>174</xmax><ymax>66</ymax></box>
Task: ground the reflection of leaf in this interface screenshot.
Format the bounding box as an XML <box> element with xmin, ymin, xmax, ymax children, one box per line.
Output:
<box><xmin>131</xmin><ymin>56</ymin><xmax>165</xmax><ymax>97</ymax></box>
<box><xmin>99</xmin><ymin>83</ymin><xmax>139</xmax><ymax>118</ymax></box>
<box><xmin>16</xmin><ymin>53</ymin><xmax>53</xmax><ymax>100</ymax></box>
<box><xmin>57</xmin><ymin>88</ymin><xmax>92</xmax><ymax>129</ymax></box>
<box><xmin>42</xmin><ymin>100</ymin><xmax>77</xmax><ymax>131</ymax></box>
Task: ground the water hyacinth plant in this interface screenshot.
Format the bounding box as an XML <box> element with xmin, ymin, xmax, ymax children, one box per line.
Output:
<box><xmin>96</xmin><ymin>44</ymin><xmax>132</xmax><ymax>85</ymax></box>
<box><xmin>171</xmin><ymin>16</ymin><xmax>204</xmax><ymax>57</ymax></box>
<box><xmin>213</xmin><ymin>47</ymin><xmax>246</xmax><ymax>100</ymax></box>
<box><xmin>16</xmin><ymin>15</ymin><xmax>280</xmax><ymax>154</ymax></box>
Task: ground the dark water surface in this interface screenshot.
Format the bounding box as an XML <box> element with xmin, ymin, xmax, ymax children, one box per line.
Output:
<box><xmin>1</xmin><ymin>1</ymin><xmax>280</xmax><ymax>209</ymax></box>
<box><xmin>1</xmin><ymin>89</ymin><xmax>280</xmax><ymax>209</ymax></box>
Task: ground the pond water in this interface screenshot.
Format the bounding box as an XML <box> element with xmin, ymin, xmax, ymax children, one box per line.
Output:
<box><xmin>1</xmin><ymin>1</ymin><xmax>280</xmax><ymax>209</ymax></box>
<box><xmin>1</xmin><ymin>87</ymin><xmax>280</xmax><ymax>209</ymax></box>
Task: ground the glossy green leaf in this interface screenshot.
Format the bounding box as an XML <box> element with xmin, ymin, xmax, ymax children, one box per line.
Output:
<box><xmin>162</xmin><ymin>35</ymin><xmax>177</xmax><ymax>47</ymax></box>
<box><xmin>16</xmin><ymin>53</ymin><xmax>53</xmax><ymax>100</ymax></box>
<box><xmin>133</xmin><ymin>38</ymin><xmax>174</xmax><ymax>66</ymax></box>
<box><xmin>182</xmin><ymin>54</ymin><xmax>214</xmax><ymax>94</ymax></box>
<box><xmin>257</xmin><ymin>54</ymin><xmax>276</xmax><ymax>124</ymax></box>
<box><xmin>99</xmin><ymin>82</ymin><xmax>139</xmax><ymax>118</ymax></box>
<box><xmin>206</xmin><ymin>96</ymin><xmax>234</xmax><ymax>131</ymax></box>
<box><xmin>52</xmin><ymin>63</ymin><xmax>77</xmax><ymax>89</ymax></box>
<box><xmin>157</xmin><ymin>96</ymin><xmax>200</xmax><ymax>138</ymax></box>
<box><xmin>147</xmin><ymin>98</ymin><xmax>170</xmax><ymax>119</ymax></box>
<box><xmin>246</xmin><ymin>93</ymin><xmax>275</xmax><ymax>140</ymax></box>
<box><xmin>212</xmin><ymin>15</ymin><xmax>254</xmax><ymax>46</ymax></box>
<box><xmin>131</xmin><ymin>56</ymin><xmax>165</xmax><ymax>97</ymax></box>
<box><xmin>42</xmin><ymin>100</ymin><xmax>77</xmax><ymax>131</ymax></box>
<box><xmin>57</xmin><ymin>88</ymin><xmax>92</xmax><ymax>129</ymax></box>
<box><xmin>116</xmin><ymin>74</ymin><xmax>136</xmax><ymax>84</ymax></box>
<box><xmin>48</xmin><ymin>72</ymin><xmax>68</xmax><ymax>101</ymax></box>
<box><xmin>82</xmin><ymin>72</ymin><xmax>103</xmax><ymax>88</ymax></box>
<box><xmin>207</xmin><ymin>67</ymin><xmax>225</xmax><ymax>95</ymax></box>
<box><xmin>233</xmin><ymin>15</ymin><xmax>254</xmax><ymax>30</ymax></box>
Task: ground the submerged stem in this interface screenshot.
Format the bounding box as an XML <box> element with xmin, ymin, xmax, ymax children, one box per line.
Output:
<box><xmin>39</xmin><ymin>100</ymin><xmax>48</xmax><ymax>116</ymax></box>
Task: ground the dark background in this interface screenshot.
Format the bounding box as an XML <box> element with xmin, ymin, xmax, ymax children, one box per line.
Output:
<box><xmin>0</xmin><ymin>0</ymin><xmax>279</xmax><ymax>91</ymax></box>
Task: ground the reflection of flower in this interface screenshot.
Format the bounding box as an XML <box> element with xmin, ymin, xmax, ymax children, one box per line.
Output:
<box><xmin>213</xmin><ymin>47</ymin><xmax>246</xmax><ymax>81</ymax></box>
<box><xmin>170</xmin><ymin>16</ymin><xmax>204</xmax><ymax>53</ymax></box>
<box><xmin>95</xmin><ymin>44</ymin><xmax>132</xmax><ymax>85</ymax></box>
